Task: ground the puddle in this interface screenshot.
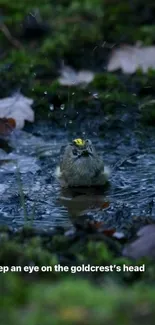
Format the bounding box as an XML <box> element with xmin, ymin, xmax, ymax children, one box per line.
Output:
<box><xmin>0</xmin><ymin>118</ymin><xmax>155</xmax><ymax>231</ymax></box>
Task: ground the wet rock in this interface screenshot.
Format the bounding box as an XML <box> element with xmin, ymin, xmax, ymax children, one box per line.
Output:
<box><xmin>123</xmin><ymin>224</ymin><xmax>155</xmax><ymax>259</ymax></box>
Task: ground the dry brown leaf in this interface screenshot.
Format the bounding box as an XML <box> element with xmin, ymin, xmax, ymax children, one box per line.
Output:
<box><xmin>0</xmin><ymin>118</ymin><xmax>16</xmax><ymax>136</ymax></box>
<box><xmin>107</xmin><ymin>45</ymin><xmax>155</xmax><ymax>73</ymax></box>
<box><xmin>58</xmin><ymin>65</ymin><xmax>94</xmax><ymax>86</ymax></box>
<box><xmin>60</xmin><ymin>307</ymin><xmax>88</xmax><ymax>322</ymax></box>
<box><xmin>100</xmin><ymin>201</ymin><xmax>110</xmax><ymax>209</ymax></box>
<box><xmin>123</xmin><ymin>224</ymin><xmax>155</xmax><ymax>259</ymax></box>
<box><xmin>102</xmin><ymin>228</ymin><xmax>116</xmax><ymax>236</ymax></box>
<box><xmin>0</xmin><ymin>94</ymin><xmax>34</xmax><ymax>129</ymax></box>
<box><xmin>85</xmin><ymin>220</ymin><xmax>117</xmax><ymax>236</ymax></box>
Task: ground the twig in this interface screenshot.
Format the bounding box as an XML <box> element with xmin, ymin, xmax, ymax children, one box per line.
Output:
<box><xmin>0</xmin><ymin>23</ymin><xmax>23</xmax><ymax>49</ymax></box>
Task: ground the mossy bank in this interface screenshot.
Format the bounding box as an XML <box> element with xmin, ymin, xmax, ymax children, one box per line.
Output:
<box><xmin>1</xmin><ymin>0</ymin><xmax>155</xmax><ymax>124</ymax></box>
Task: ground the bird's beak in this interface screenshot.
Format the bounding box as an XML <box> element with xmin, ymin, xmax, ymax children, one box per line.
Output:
<box><xmin>81</xmin><ymin>150</ymin><xmax>91</xmax><ymax>157</ymax></box>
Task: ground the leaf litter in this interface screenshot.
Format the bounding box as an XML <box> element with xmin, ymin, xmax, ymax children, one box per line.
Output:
<box><xmin>58</xmin><ymin>65</ymin><xmax>94</xmax><ymax>86</ymax></box>
<box><xmin>107</xmin><ymin>44</ymin><xmax>155</xmax><ymax>73</ymax></box>
<box><xmin>0</xmin><ymin>93</ymin><xmax>34</xmax><ymax>131</ymax></box>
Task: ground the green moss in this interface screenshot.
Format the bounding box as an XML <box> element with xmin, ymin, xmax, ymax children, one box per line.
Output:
<box><xmin>1</xmin><ymin>0</ymin><xmax>52</xmax><ymax>25</ymax></box>
<box><xmin>91</xmin><ymin>73</ymin><xmax>125</xmax><ymax>90</ymax></box>
<box><xmin>0</xmin><ymin>236</ymin><xmax>57</xmax><ymax>272</ymax></box>
<box><xmin>138</xmin><ymin>25</ymin><xmax>155</xmax><ymax>45</ymax></box>
<box><xmin>0</xmin><ymin>223</ymin><xmax>155</xmax><ymax>324</ymax></box>
<box><xmin>140</xmin><ymin>99</ymin><xmax>155</xmax><ymax>125</ymax></box>
<box><xmin>1</xmin><ymin>0</ymin><xmax>155</xmax><ymax>78</ymax></box>
<box><xmin>0</xmin><ymin>0</ymin><xmax>104</xmax><ymax>79</ymax></box>
<box><xmin>1</xmin><ymin>0</ymin><xmax>155</xmax><ymax>121</ymax></box>
<box><xmin>103</xmin><ymin>0</ymin><xmax>155</xmax><ymax>44</ymax></box>
<box><xmin>1</xmin><ymin>274</ymin><xmax>155</xmax><ymax>325</ymax></box>
<box><xmin>85</xmin><ymin>241</ymin><xmax>113</xmax><ymax>264</ymax></box>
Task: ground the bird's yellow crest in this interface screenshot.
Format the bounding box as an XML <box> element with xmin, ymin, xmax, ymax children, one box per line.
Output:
<box><xmin>73</xmin><ymin>138</ymin><xmax>85</xmax><ymax>147</ymax></box>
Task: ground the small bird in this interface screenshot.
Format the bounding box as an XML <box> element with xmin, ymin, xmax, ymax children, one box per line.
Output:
<box><xmin>55</xmin><ymin>138</ymin><xmax>110</xmax><ymax>187</ymax></box>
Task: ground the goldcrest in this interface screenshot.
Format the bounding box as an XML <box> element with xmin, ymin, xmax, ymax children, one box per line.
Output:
<box><xmin>55</xmin><ymin>138</ymin><xmax>110</xmax><ymax>187</ymax></box>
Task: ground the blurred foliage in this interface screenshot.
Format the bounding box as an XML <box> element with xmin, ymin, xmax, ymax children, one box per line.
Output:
<box><xmin>1</xmin><ymin>270</ymin><xmax>155</xmax><ymax>325</ymax></box>
<box><xmin>0</xmin><ymin>222</ymin><xmax>155</xmax><ymax>325</ymax></box>
<box><xmin>0</xmin><ymin>0</ymin><xmax>155</xmax><ymax>124</ymax></box>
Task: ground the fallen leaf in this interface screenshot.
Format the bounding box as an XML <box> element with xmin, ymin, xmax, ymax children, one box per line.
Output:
<box><xmin>102</xmin><ymin>228</ymin><xmax>116</xmax><ymax>236</ymax></box>
<box><xmin>0</xmin><ymin>118</ymin><xmax>16</xmax><ymax>136</ymax></box>
<box><xmin>60</xmin><ymin>307</ymin><xmax>88</xmax><ymax>322</ymax></box>
<box><xmin>100</xmin><ymin>201</ymin><xmax>110</xmax><ymax>209</ymax></box>
<box><xmin>107</xmin><ymin>45</ymin><xmax>155</xmax><ymax>73</ymax></box>
<box><xmin>84</xmin><ymin>220</ymin><xmax>116</xmax><ymax>236</ymax></box>
<box><xmin>123</xmin><ymin>224</ymin><xmax>155</xmax><ymax>259</ymax></box>
<box><xmin>0</xmin><ymin>93</ymin><xmax>34</xmax><ymax>129</ymax></box>
<box><xmin>58</xmin><ymin>65</ymin><xmax>94</xmax><ymax>86</ymax></box>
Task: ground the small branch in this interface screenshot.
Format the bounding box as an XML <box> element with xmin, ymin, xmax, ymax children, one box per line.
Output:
<box><xmin>0</xmin><ymin>23</ymin><xmax>23</xmax><ymax>49</ymax></box>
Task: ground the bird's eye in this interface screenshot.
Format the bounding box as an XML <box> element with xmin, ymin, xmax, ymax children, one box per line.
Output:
<box><xmin>85</xmin><ymin>140</ymin><xmax>92</xmax><ymax>150</ymax></box>
<box><xmin>72</xmin><ymin>149</ymin><xmax>78</xmax><ymax>156</ymax></box>
<box><xmin>85</xmin><ymin>139</ymin><xmax>91</xmax><ymax>146</ymax></box>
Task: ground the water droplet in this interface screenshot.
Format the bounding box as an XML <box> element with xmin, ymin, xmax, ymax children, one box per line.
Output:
<box><xmin>49</xmin><ymin>104</ymin><xmax>54</xmax><ymax>111</ymax></box>
<box><xmin>93</xmin><ymin>93</ymin><xmax>99</xmax><ymax>99</ymax></box>
<box><xmin>69</xmin><ymin>120</ymin><xmax>72</xmax><ymax>124</ymax></box>
<box><xmin>44</xmin><ymin>91</ymin><xmax>47</xmax><ymax>95</ymax></box>
<box><xmin>72</xmin><ymin>92</ymin><xmax>75</xmax><ymax>95</ymax></box>
<box><xmin>60</xmin><ymin>104</ymin><xmax>65</xmax><ymax>110</ymax></box>
<box><xmin>105</xmin><ymin>94</ymin><xmax>110</xmax><ymax>99</ymax></box>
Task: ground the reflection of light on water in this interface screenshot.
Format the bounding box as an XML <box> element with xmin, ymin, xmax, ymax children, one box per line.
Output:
<box><xmin>49</xmin><ymin>104</ymin><xmax>54</xmax><ymax>111</ymax></box>
<box><xmin>60</xmin><ymin>104</ymin><xmax>65</xmax><ymax>110</ymax></box>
